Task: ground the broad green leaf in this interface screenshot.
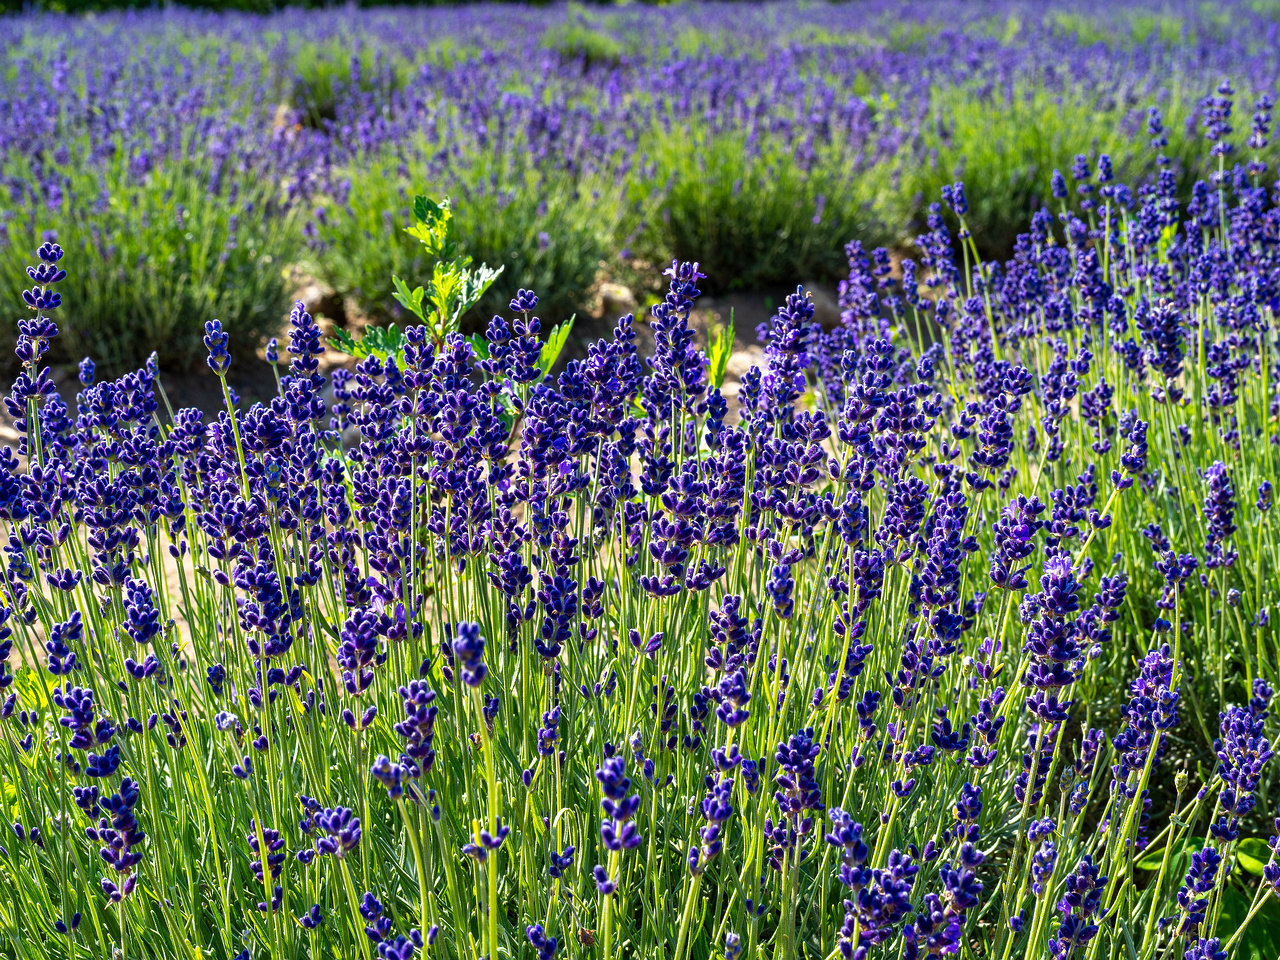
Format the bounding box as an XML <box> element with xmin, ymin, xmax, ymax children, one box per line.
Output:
<box><xmin>1134</xmin><ymin>835</ymin><xmax>1204</xmax><ymax>873</ymax></box>
<box><xmin>538</xmin><ymin>315</ymin><xmax>576</xmax><ymax>374</ymax></box>
<box><xmin>394</xmin><ymin>194</ymin><xmax>505</xmax><ymax>346</ymax></box>
<box><xmin>1237</xmin><ymin>838</ymin><xmax>1273</xmax><ymax>876</ymax></box>
<box><xmin>407</xmin><ymin>195</ymin><xmax>456</xmax><ymax>259</ymax></box>
<box><xmin>466</xmin><ymin>334</ymin><xmax>490</xmax><ymax>361</ymax></box>
<box><xmin>333</xmin><ymin>322</ymin><xmax>407</xmax><ymax>362</ymax></box>
<box><xmin>707</xmin><ymin>309</ymin><xmax>735</xmax><ymax>389</ymax></box>
<box><xmin>1219</xmin><ymin>879</ymin><xmax>1280</xmax><ymax>960</ymax></box>
<box><xmin>375</xmin><ymin>323</ymin><xmax>404</xmax><ymax>355</ymax></box>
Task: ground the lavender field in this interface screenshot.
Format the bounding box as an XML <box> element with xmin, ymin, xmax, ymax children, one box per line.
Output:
<box><xmin>2</xmin><ymin>3</ymin><xmax>1280</xmax><ymax>960</ymax></box>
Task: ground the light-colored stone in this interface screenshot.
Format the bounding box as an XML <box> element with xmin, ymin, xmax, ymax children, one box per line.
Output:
<box><xmin>803</xmin><ymin>282</ymin><xmax>842</xmax><ymax>328</ymax></box>
<box><xmin>724</xmin><ymin>345</ymin><xmax>765</xmax><ymax>381</ymax></box>
<box><xmin>296</xmin><ymin>280</ymin><xmax>344</xmax><ymax>321</ymax></box>
<box><xmin>599</xmin><ymin>282</ymin><xmax>638</xmax><ymax>319</ymax></box>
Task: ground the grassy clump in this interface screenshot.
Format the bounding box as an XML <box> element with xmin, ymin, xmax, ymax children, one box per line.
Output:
<box><xmin>901</xmin><ymin>81</ymin><xmax>1261</xmax><ymax>259</ymax></box>
<box><xmin>289</xmin><ymin>38</ymin><xmax>411</xmax><ymax>129</ymax></box>
<box><xmin>539</xmin><ymin>10</ymin><xmax>626</xmax><ymax>67</ymax></box>
<box><xmin>627</xmin><ymin>124</ymin><xmax>894</xmax><ymax>294</ymax></box>
<box><xmin>0</xmin><ymin>155</ymin><xmax>294</xmax><ymax>375</ymax></box>
<box><xmin>309</xmin><ymin>144</ymin><xmax>626</xmax><ymax>328</ymax></box>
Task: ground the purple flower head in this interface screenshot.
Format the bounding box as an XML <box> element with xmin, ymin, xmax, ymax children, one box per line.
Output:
<box><xmin>548</xmin><ymin>845</ymin><xmax>575</xmax><ymax>879</ymax></box>
<box><xmin>247</xmin><ymin>819</ymin><xmax>285</xmax><ymax>884</ymax></box>
<box><xmin>1049</xmin><ymin>856</ymin><xmax>1107</xmax><ymax>959</ymax></box>
<box><xmin>843</xmin><ymin>848</ymin><xmax>918</xmax><ymax>945</ymax></box>
<box><xmin>593</xmin><ymin>863</ymin><xmax>617</xmax><ymax>895</ymax></box>
<box><xmin>312</xmin><ymin>806</ymin><xmax>362</xmax><ymax>859</ymax></box>
<box><xmin>46</xmin><ymin>611</ymin><xmax>82</xmax><ymax>676</ymax></box>
<box><xmin>752</xmin><ymin>286</ymin><xmax>818</xmax><ymax>425</ymax></box>
<box><xmin>122</xmin><ymin>577</ymin><xmax>161</xmax><ymax>646</ymax></box>
<box><xmin>1031</xmin><ymin>840</ymin><xmax>1058</xmax><ymax>897</ymax></box>
<box><xmin>597</xmin><ymin>753</ymin><xmax>641</xmax><ymax>856</ymax></box>
<box><xmin>989</xmin><ymin>495</ymin><xmax>1045</xmax><ymax>591</ymax></box>
<box><xmin>1213</xmin><ymin>702</ymin><xmax>1271</xmax><ymax>833</ymax></box>
<box><xmin>527</xmin><ymin>924</ymin><xmax>559</xmax><ymax>960</ymax></box>
<box><xmin>204</xmin><ymin>320</ymin><xmax>231</xmax><ymax>376</ymax></box>
<box><xmin>97</xmin><ymin>779</ymin><xmax>144</xmax><ymax>902</ymax></box>
<box><xmin>1201</xmin><ymin>461</ymin><xmax>1238</xmax><ymax>568</ymax></box>
<box><xmin>55</xmin><ymin>684</ymin><xmax>114</xmax><ymax>753</ymax></box>
<box><xmin>1184</xmin><ymin>940</ymin><xmax>1226</xmax><ymax>960</ymax></box>
<box><xmin>452</xmin><ymin>622</ymin><xmax>487</xmax><ymax>688</ymax></box>
<box><xmin>1202</xmin><ymin>79</ymin><xmax>1235</xmax><ymax>158</ymax></box>
<box><xmin>942</xmin><ymin>181</ymin><xmax>968</xmax><ymax>217</ymax></box>
<box><xmin>338</xmin><ymin>607</ymin><xmax>382</xmax><ymax>696</ymax></box>
<box><xmin>1148</xmin><ymin>107</ymin><xmax>1168</xmax><ymax>149</ymax></box>
<box><xmin>1113</xmin><ymin>642</ymin><xmax>1180</xmax><ymax>780</ymax></box>
<box><xmin>689</xmin><ymin>777</ymin><xmax>734</xmax><ymax>874</ymax></box>
<box><xmin>1174</xmin><ymin>847</ymin><xmax>1221</xmax><ymax>936</ymax></box>
<box><xmin>1097</xmin><ymin>154</ymin><xmax>1113</xmax><ymax>185</ymax></box>
<box><xmin>390</xmin><ymin>679</ymin><xmax>439</xmax><ymax>786</ymax></box>
<box><xmin>377</xmin><ymin>932</ymin><xmax>423</xmax><ymax>960</ymax></box>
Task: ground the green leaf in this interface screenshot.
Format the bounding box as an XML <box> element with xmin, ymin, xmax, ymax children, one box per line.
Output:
<box><xmin>466</xmin><ymin>334</ymin><xmax>490</xmax><ymax>361</ymax></box>
<box><xmin>494</xmin><ymin>391</ymin><xmax>518</xmax><ymax>439</ymax></box>
<box><xmin>1134</xmin><ymin>835</ymin><xmax>1204</xmax><ymax>873</ymax></box>
<box><xmin>391</xmin><ymin>275</ymin><xmax>426</xmax><ymax>322</ymax></box>
<box><xmin>413</xmin><ymin>195</ymin><xmax>441</xmax><ymax>225</ymax></box>
<box><xmin>538</xmin><ymin>315</ymin><xmax>576</xmax><ymax>374</ymax></box>
<box><xmin>394</xmin><ymin>194</ymin><xmax>506</xmax><ymax>346</ymax></box>
<box><xmin>407</xmin><ymin>196</ymin><xmax>456</xmax><ymax>260</ymax></box>
<box><xmin>329</xmin><ymin>328</ymin><xmax>360</xmax><ymax>357</ymax></box>
<box><xmin>1219</xmin><ymin>880</ymin><xmax>1280</xmax><ymax>960</ymax></box>
<box><xmin>454</xmin><ymin>262</ymin><xmax>503</xmax><ymax>323</ymax></box>
<box><xmin>707</xmin><ymin>308</ymin><xmax>735</xmax><ymax>389</ymax></box>
<box><xmin>1238</xmin><ymin>838</ymin><xmax>1273</xmax><ymax>876</ymax></box>
<box><xmin>331</xmin><ymin>323</ymin><xmax>406</xmax><ymax>363</ymax></box>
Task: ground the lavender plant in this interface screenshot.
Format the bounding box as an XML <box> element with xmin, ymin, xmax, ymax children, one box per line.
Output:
<box><xmin>7</xmin><ymin>58</ymin><xmax>1280</xmax><ymax>960</ymax></box>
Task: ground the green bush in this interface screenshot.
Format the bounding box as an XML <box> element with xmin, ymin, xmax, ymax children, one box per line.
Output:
<box><xmin>540</xmin><ymin>20</ymin><xmax>625</xmax><ymax>67</ymax></box>
<box><xmin>0</xmin><ymin>153</ymin><xmax>295</xmax><ymax>375</ymax></box>
<box><xmin>627</xmin><ymin>122</ymin><xmax>894</xmax><ymax>294</ymax></box>
<box><xmin>539</xmin><ymin>4</ymin><xmax>630</xmax><ymax>66</ymax></box>
<box><xmin>289</xmin><ymin>38</ymin><xmax>412</xmax><ymax>129</ymax></box>
<box><xmin>309</xmin><ymin>142</ymin><xmax>627</xmax><ymax>328</ymax></box>
<box><xmin>901</xmin><ymin>81</ymin><xmax>1241</xmax><ymax>259</ymax></box>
